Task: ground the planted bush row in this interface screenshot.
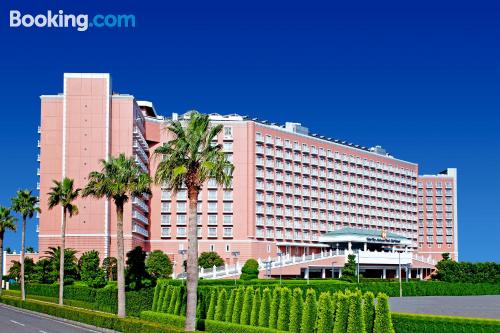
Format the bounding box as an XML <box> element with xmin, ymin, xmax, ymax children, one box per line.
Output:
<box><xmin>0</xmin><ymin>296</ymin><xmax>181</xmax><ymax>333</ymax></box>
<box><xmin>392</xmin><ymin>312</ymin><xmax>500</xmax><ymax>333</ymax></box>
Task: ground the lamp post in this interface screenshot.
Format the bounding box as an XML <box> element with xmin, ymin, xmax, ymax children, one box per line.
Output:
<box><xmin>277</xmin><ymin>252</ymin><xmax>284</xmax><ymax>285</ymax></box>
<box><xmin>398</xmin><ymin>250</ymin><xmax>402</xmax><ymax>298</ymax></box>
<box><xmin>355</xmin><ymin>249</ymin><xmax>360</xmax><ymax>284</ymax></box>
<box><xmin>178</xmin><ymin>249</ymin><xmax>187</xmax><ymax>285</ymax></box>
<box><xmin>262</xmin><ymin>260</ymin><xmax>273</xmax><ymax>279</ymax></box>
<box><xmin>231</xmin><ymin>250</ymin><xmax>240</xmax><ymax>285</ymax></box>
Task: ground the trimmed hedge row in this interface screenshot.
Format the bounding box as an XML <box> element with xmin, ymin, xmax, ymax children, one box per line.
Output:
<box><xmin>9</xmin><ymin>283</ymin><xmax>153</xmax><ymax>316</ymax></box>
<box><xmin>0</xmin><ymin>296</ymin><xmax>182</xmax><ymax>333</ymax></box>
<box><xmin>205</xmin><ymin>320</ymin><xmax>286</xmax><ymax>333</ymax></box>
<box><xmin>392</xmin><ymin>313</ymin><xmax>500</xmax><ymax>333</ymax></box>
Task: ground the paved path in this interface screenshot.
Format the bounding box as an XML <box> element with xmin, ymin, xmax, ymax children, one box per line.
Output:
<box><xmin>0</xmin><ymin>303</ymin><xmax>115</xmax><ymax>333</ymax></box>
<box><xmin>389</xmin><ymin>295</ymin><xmax>500</xmax><ymax>319</ymax></box>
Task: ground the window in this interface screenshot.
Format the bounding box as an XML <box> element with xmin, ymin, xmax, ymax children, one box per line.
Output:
<box><xmin>225</xmin><ymin>244</ymin><xmax>230</xmax><ymax>252</ymax></box>
<box><xmin>208</xmin><ymin>190</ymin><xmax>217</xmax><ymax>200</ymax></box>
<box><xmin>208</xmin><ymin>215</ymin><xmax>217</xmax><ymax>225</ymax></box>
<box><xmin>224</xmin><ymin>127</ymin><xmax>233</xmax><ymax>138</ymax></box>
<box><xmin>161</xmin><ymin>191</ymin><xmax>171</xmax><ymax>200</ymax></box>
<box><xmin>161</xmin><ymin>202</ymin><xmax>170</xmax><ymax>213</ymax></box>
<box><xmin>208</xmin><ymin>227</ymin><xmax>217</xmax><ymax>238</ymax></box>
<box><xmin>223</xmin><ymin>227</ymin><xmax>233</xmax><ymax>237</ymax></box>
<box><xmin>223</xmin><ymin>202</ymin><xmax>233</xmax><ymax>212</ymax></box>
<box><xmin>223</xmin><ymin>215</ymin><xmax>233</xmax><ymax>225</ymax></box>
<box><xmin>177</xmin><ymin>190</ymin><xmax>187</xmax><ymax>200</ymax></box>
<box><xmin>223</xmin><ymin>142</ymin><xmax>233</xmax><ymax>152</ymax></box>
<box><xmin>209</xmin><ymin>244</ymin><xmax>215</xmax><ymax>252</ymax></box>
<box><xmin>177</xmin><ymin>202</ymin><xmax>186</xmax><ymax>212</ymax></box>
<box><xmin>161</xmin><ymin>227</ymin><xmax>171</xmax><ymax>237</ymax></box>
<box><xmin>208</xmin><ymin>202</ymin><xmax>217</xmax><ymax>212</ymax></box>
<box><xmin>224</xmin><ymin>190</ymin><xmax>233</xmax><ymax>200</ymax></box>
<box><xmin>161</xmin><ymin>214</ymin><xmax>171</xmax><ymax>225</ymax></box>
<box><xmin>177</xmin><ymin>215</ymin><xmax>186</xmax><ymax>225</ymax></box>
<box><xmin>177</xmin><ymin>227</ymin><xmax>186</xmax><ymax>237</ymax></box>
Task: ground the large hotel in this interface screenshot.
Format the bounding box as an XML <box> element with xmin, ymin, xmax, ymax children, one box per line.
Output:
<box><xmin>8</xmin><ymin>73</ymin><xmax>459</xmax><ymax>279</ymax></box>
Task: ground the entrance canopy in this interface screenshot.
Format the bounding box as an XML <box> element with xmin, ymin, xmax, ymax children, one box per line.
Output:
<box><xmin>318</xmin><ymin>227</ymin><xmax>412</xmax><ymax>247</ymax></box>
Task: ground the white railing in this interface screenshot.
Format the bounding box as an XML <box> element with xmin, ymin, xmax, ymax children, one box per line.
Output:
<box><xmin>132</xmin><ymin>223</ymin><xmax>149</xmax><ymax>237</ymax></box>
<box><xmin>135</xmin><ymin>156</ymin><xmax>148</xmax><ymax>173</ymax></box>
<box><xmin>132</xmin><ymin>209</ymin><xmax>149</xmax><ymax>225</ymax></box>
<box><xmin>133</xmin><ymin>126</ymin><xmax>148</xmax><ymax>150</ymax></box>
<box><xmin>132</xmin><ymin>196</ymin><xmax>149</xmax><ymax>213</ymax></box>
<box><xmin>412</xmin><ymin>254</ymin><xmax>436</xmax><ymax>265</ymax></box>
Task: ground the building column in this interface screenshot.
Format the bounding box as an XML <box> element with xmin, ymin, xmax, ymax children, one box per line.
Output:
<box><xmin>304</xmin><ymin>267</ymin><xmax>310</xmax><ymax>279</ymax></box>
<box><xmin>348</xmin><ymin>242</ymin><xmax>352</xmax><ymax>252</ymax></box>
<box><xmin>395</xmin><ymin>268</ymin><xmax>399</xmax><ymax>278</ymax></box>
<box><xmin>321</xmin><ymin>268</ymin><xmax>326</xmax><ymax>279</ymax></box>
<box><xmin>338</xmin><ymin>268</ymin><xmax>342</xmax><ymax>278</ymax></box>
<box><xmin>363</xmin><ymin>243</ymin><xmax>367</xmax><ymax>251</ymax></box>
<box><xmin>382</xmin><ymin>268</ymin><xmax>386</xmax><ymax>279</ymax></box>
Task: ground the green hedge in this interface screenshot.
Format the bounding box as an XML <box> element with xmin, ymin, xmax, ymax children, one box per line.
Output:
<box><xmin>0</xmin><ymin>296</ymin><xmax>182</xmax><ymax>333</ymax></box>
<box><xmin>204</xmin><ymin>320</ymin><xmax>286</xmax><ymax>333</ymax></box>
<box><xmin>392</xmin><ymin>313</ymin><xmax>500</xmax><ymax>333</ymax></box>
<box><xmin>9</xmin><ymin>283</ymin><xmax>153</xmax><ymax>316</ymax></box>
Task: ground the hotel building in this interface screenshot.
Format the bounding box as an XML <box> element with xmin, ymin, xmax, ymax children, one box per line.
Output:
<box><xmin>5</xmin><ymin>73</ymin><xmax>458</xmax><ymax>278</ymax></box>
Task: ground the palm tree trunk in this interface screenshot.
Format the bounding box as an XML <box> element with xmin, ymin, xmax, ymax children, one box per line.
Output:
<box><xmin>185</xmin><ymin>188</ymin><xmax>199</xmax><ymax>332</ymax></box>
<box><xmin>20</xmin><ymin>217</ymin><xmax>26</xmax><ymax>301</ymax></box>
<box><xmin>58</xmin><ymin>208</ymin><xmax>66</xmax><ymax>305</ymax></box>
<box><xmin>116</xmin><ymin>202</ymin><xmax>126</xmax><ymax>318</ymax></box>
<box><xmin>0</xmin><ymin>231</ymin><xmax>4</xmax><ymax>296</ymax></box>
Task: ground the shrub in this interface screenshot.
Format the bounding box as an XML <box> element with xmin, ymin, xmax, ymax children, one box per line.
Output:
<box><xmin>206</xmin><ymin>288</ymin><xmax>218</xmax><ymax>320</ymax></box>
<box><xmin>198</xmin><ymin>252</ymin><xmax>225</xmax><ymax>269</ymax></box>
<box><xmin>240</xmin><ymin>259</ymin><xmax>259</xmax><ymax>280</ymax></box>
<box><xmin>434</xmin><ymin>257</ymin><xmax>500</xmax><ymax>283</ymax></box>
<box><xmin>215</xmin><ymin>288</ymin><xmax>228</xmax><ymax>321</ymax></box>
<box><xmin>205</xmin><ymin>319</ymin><xmax>286</xmax><ymax>333</ymax></box>
<box><xmin>391</xmin><ymin>312</ymin><xmax>500</xmax><ymax>333</ymax></box>
<box><xmin>289</xmin><ymin>288</ymin><xmax>303</xmax><ymax>333</ymax></box>
<box><xmin>331</xmin><ymin>291</ymin><xmax>338</xmax><ymax>323</ymax></box>
<box><xmin>373</xmin><ymin>293</ymin><xmax>395</xmax><ymax>333</ymax></box>
<box><xmin>258</xmin><ymin>287</ymin><xmax>271</xmax><ymax>327</ymax></box>
<box><xmin>347</xmin><ymin>291</ymin><xmax>366</xmax><ymax>333</ymax></box>
<box><xmin>269</xmin><ymin>287</ymin><xmax>281</xmax><ymax>329</ymax></box>
<box><xmin>141</xmin><ymin>310</ymin><xmax>185</xmax><ymax>329</ymax></box>
<box><xmin>277</xmin><ymin>287</ymin><xmax>291</xmax><ymax>331</ymax></box>
<box><xmin>152</xmin><ymin>281</ymin><xmax>161</xmax><ymax>311</ymax></box>
<box><xmin>162</xmin><ymin>285</ymin><xmax>173</xmax><ymax>313</ymax></box>
<box><xmin>79</xmin><ymin>250</ymin><xmax>107</xmax><ymax>288</ymax></box>
<box><xmin>249</xmin><ymin>288</ymin><xmax>261</xmax><ymax>326</ymax></box>
<box><xmin>168</xmin><ymin>287</ymin><xmax>178</xmax><ymax>314</ymax></box>
<box><xmin>146</xmin><ymin>250</ymin><xmax>173</xmax><ymax>279</ymax></box>
<box><xmin>225</xmin><ymin>288</ymin><xmax>237</xmax><ymax>322</ymax></box>
<box><xmin>126</xmin><ymin>246</ymin><xmax>151</xmax><ymax>291</ymax></box>
<box><xmin>315</xmin><ymin>291</ymin><xmax>334</xmax><ymax>333</ymax></box>
<box><xmin>333</xmin><ymin>292</ymin><xmax>349</xmax><ymax>333</ymax></box>
<box><xmin>240</xmin><ymin>286</ymin><xmax>254</xmax><ymax>325</ymax></box>
<box><xmin>342</xmin><ymin>254</ymin><xmax>357</xmax><ymax>282</ymax></box>
<box><xmin>173</xmin><ymin>287</ymin><xmax>183</xmax><ymax>315</ymax></box>
<box><xmin>231</xmin><ymin>287</ymin><xmax>245</xmax><ymax>323</ymax></box>
<box><xmin>363</xmin><ymin>291</ymin><xmax>375</xmax><ymax>333</ymax></box>
<box><xmin>300</xmin><ymin>288</ymin><xmax>316</xmax><ymax>333</ymax></box>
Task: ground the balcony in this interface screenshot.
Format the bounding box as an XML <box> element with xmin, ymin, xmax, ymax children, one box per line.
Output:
<box><xmin>133</xmin><ymin>196</ymin><xmax>149</xmax><ymax>213</ymax></box>
<box><xmin>132</xmin><ymin>209</ymin><xmax>149</xmax><ymax>225</ymax></box>
<box><xmin>132</xmin><ymin>223</ymin><xmax>149</xmax><ymax>237</ymax></box>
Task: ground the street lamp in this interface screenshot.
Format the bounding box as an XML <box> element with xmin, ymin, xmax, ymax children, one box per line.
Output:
<box><xmin>178</xmin><ymin>249</ymin><xmax>187</xmax><ymax>285</ymax></box>
<box><xmin>262</xmin><ymin>260</ymin><xmax>273</xmax><ymax>279</ymax></box>
<box><xmin>398</xmin><ymin>250</ymin><xmax>402</xmax><ymax>298</ymax></box>
<box><xmin>231</xmin><ymin>250</ymin><xmax>240</xmax><ymax>285</ymax></box>
<box><xmin>277</xmin><ymin>252</ymin><xmax>284</xmax><ymax>285</ymax></box>
<box><xmin>355</xmin><ymin>249</ymin><xmax>360</xmax><ymax>284</ymax></box>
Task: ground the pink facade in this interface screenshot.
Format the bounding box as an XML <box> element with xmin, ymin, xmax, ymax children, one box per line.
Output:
<box><xmin>34</xmin><ymin>73</ymin><xmax>458</xmax><ymax>275</ymax></box>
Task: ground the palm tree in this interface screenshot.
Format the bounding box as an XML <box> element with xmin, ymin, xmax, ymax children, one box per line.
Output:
<box><xmin>0</xmin><ymin>206</ymin><xmax>17</xmax><ymax>295</ymax></box>
<box><xmin>11</xmin><ymin>190</ymin><xmax>40</xmax><ymax>301</ymax></box>
<box><xmin>154</xmin><ymin>112</ymin><xmax>234</xmax><ymax>331</ymax></box>
<box><xmin>47</xmin><ymin>177</ymin><xmax>80</xmax><ymax>305</ymax></box>
<box><xmin>43</xmin><ymin>246</ymin><xmax>78</xmax><ymax>284</ymax></box>
<box><xmin>82</xmin><ymin>154</ymin><xmax>151</xmax><ymax>318</ymax></box>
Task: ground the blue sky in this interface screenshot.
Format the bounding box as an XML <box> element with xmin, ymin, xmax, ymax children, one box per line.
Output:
<box><xmin>0</xmin><ymin>1</ymin><xmax>499</xmax><ymax>262</ymax></box>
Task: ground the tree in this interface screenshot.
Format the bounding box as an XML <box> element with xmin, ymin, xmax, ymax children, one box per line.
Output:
<box><xmin>9</xmin><ymin>258</ymin><xmax>34</xmax><ymax>281</ymax></box>
<box><xmin>47</xmin><ymin>177</ymin><xmax>80</xmax><ymax>305</ymax></box>
<box><xmin>269</xmin><ymin>287</ymin><xmax>281</xmax><ymax>329</ymax></box>
<box><xmin>231</xmin><ymin>286</ymin><xmax>245</xmax><ymax>323</ymax></box>
<box><xmin>225</xmin><ymin>288</ymin><xmax>237</xmax><ymax>322</ymax></box>
<box><xmin>154</xmin><ymin>112</ymin><xmax>234</xmax><ymax>331</ymax></box>
<box><xmin>258</xmin><ymin>287</ymin><xmax>271</xmax><ymax>327</ymax></box>
<box><xmin>43</xmin><ymin>246</ymin><xmax>78</xmax><ymax>284</ymax></box>
<box><xmin>198</xmin><ymin>251</ymin><xmax>224</xmax><ymax>269</ymax></box>
<box><xmin>347</xmin><ymin>291</ymin><xmax>366</xmax><ymax>333</ymax></box>
<box><xmin>363</xmin><ymin>291</ymin><xmax>375</xmax><ymax>333</ymax></box>
<box><xmin>277</xmin><ymin>287</ymin><xmax>292</xmax><ymax>331</ymax></box>
<box><xmin>11</xmin><ymin>189</ymin><xmax>40</xmax><ymax>301</ymax></box>
<box><xmin>79</xmin><ymin>250</ymin><xmax>106</xmax><ymax>288</ymax></box>
<box><xmin>206</xmin><ymin>288</ymin><xmax>218</xmax><ymax>320</ymax></box>
<box><xmin>214</xmin><ymin>288</ymin><xmax>228</xmax><ymax>321</ymax></box>
<box><xmin>240</xmin><ymin>259</ymin><xmax>259</xmax><ymax>280</ymax></box>
<box><xmin>0</xmin><ymin>206</ymin><xmax>16</xmax><ymax>295</ymax></box>
<box><xmin>126</xmin><ymin>246</ymin><xmax>151</xmax><ymax>290</ymax></box>
<box><xmin>342</xmin><ymin>254</ymin><xmax>357</xmax><ymax>281</ymax></box>
<box><xmin>83</xmin><ymin>154</ymin><xmax>151</xmax><ymax>317</ymax></box>
<box><xmin>5</xmin><ymin>247</ymin><xmax>12</xmax><ymax>254</ymax></box>
<box><xmin>32</xmin><ymin>258</ymin><xmax>52</xmax><ymax>284</ymax></box>
<box><xmin>289</xmin><ymin>288</ymin><xmax>303</xmax><ymax>333</ymax></box>
<box><xmin>441</xmin><ymin>252</ymin><xmax>451</xmax><ymax>261</ymax></box>
<box><xmin>249</xmin><ymin>288</ymin><xmax>261</xmax><ymax>326</ymax></box>
<box><xmin>102</xmin><ymin>257</ymin><xmax>117</xmax><ymax>281</ymax></box>
<box><xmin>316</xmin><ymin>292</ymin><xmax>334</xmax><ymax>333</ymax></box>
<box><xmin>240</xmin><ymin>286</ymin><xmax>254</xmax><ymax>325</ymax></box>
<box><xmin>146</xmin><ymin>250</ymin><xmax>173</xmax><ymax>279</ymax></box>
<box><xmin>373</xmin><ymin>293</ymin><xmax>395</xmax><ymax>333</ymax></box>
<box><xmin>26</xmin><ymin>246</ymin><xmax>35</xmax><ymax>253</ymax></box>
<box><xmin>333</xmin><ymin>292</ymin><xmax>350</xmax><ymax>333</ymax></box>
<box><xmin>300</xmin><ymin>288</ymin><xmax>317</xmax><ymax>333</ymax></box>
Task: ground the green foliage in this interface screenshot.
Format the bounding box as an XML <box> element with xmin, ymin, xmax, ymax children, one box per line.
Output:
<box><xmin>316</xmin><ymin>292</ymin><xmax>334</xmax><ymax>333</ymax></box>
<box><xmin>103</xmin><ymin>257</ymin><xmax>118</xmax><ymax>281</ymax></box>
<box><xmin>225</xmin><ymin>288</ymin><xmax>237</xmax><ymax>322</ymax></box>
<box><xmin>374</xmin><ymin>293</ymin><xmax>395</xmax><ymax>333</ymax></box>
<box><xmin>168</xmin><ymin>287</ymin><xmax>179</xmax><ymax>314</ymax></box>
<box><xmin>268</xmin><ymin>287</ymin><xmax>281</xmax><ymax>329</ymax></box>
<box><xmin>32</xmin><ymin>258</ymin><xmax>53</xmax><ymax>284</ymax></box>
<box><xmin>151</xmin><ymin>281</ymin><xmax>162</xmax><ymax>311</ymax></box>
<box><xmin>333</xmin><ymin>292</ymin><xmax>349</xmax><ymax>333</ymax></box>
<box><xmin>300</xmin><ymin>288</ymin><xmax>316</xmax><ymax>333</ymax></box>
<box><xmin>258</xmin><ymin>287</ymin><xmax>271</xmax><ymax>327</ymax></box>
<box><xmin>347</xmin><ymin>291</ymin><xmax>366</xmax><ymax>333</ymax></box>
<box><xmin>162</xmin><ymin>285</ymin><xmax>173</xmax><ymax>313</ymax></box>
<box><xmin>43</xmin><ymin>246</ymin><xmax>79</xmax><ymax>284</ymax></box>
<box><xmin>363</xmin><ymin>291</ymin><xmax>375</xmax><ymax>333</ymax></box>
<box><xmin>240</xmin><ymin>286</ymin><xmax>254</xmax><ymax>325</ymax></box>
<box><xmin>126</xmin><ymin>246</ymin><xmax>152</xmax><ymax>291</ymax></box>
<box><xmin>249</xmin><ymin>288</ymin><xmax>261</xmax><ymax>326</ymax></box>
<box><xmin>434</xmin><ymin>257</ymin><xmax>500</xmax><ymax>283</ymax></box>
<box><xmin>198</xmin><ymin>251</ymin><xmax>225</xmax><ymax>269</ymax></box>
<box><xmin>391</xmin><ymin>312</ymin><xmax>500</xmax><ymax>333</ymax></box>
<box><xmin>231</xmin><ymin>287</ymin><xmax>245</xmax><ymax>323</ymax></box>
<box><xmin>173</xmin><ymin>287</ymin><xmax>182</xmax><ymax>315</ymax></box>
<box><xmin>277</xmin><ymin>287</ymin><xmax>291</xmax><ymax>331</ymax></box>
<box><xmin>289</xmin><ymin>288</ymin><xmax>303</xmax><ymax>333</ymax></box>
<box><xmin>146</xmin><ymin>250</ymin><xmax>173</xmax><ymax>279</ymax></box>
<box><xmin>79</xmin><ymin>250</ymin><xmax>106</xmax><ymax>288</ymax></box>
<box><xmin>0</xmin><ymin>296</ymin><xmax>182</xmax><ymax>333</ymax></box>
<box><xmin>215</xmin><ymin>288</ymin><xmax>228</xmax><ymax>321</ymax></box>
<box><xmin>342</xmin><ymin>254</ymin><xmax>357</xmax><ymax>281</ymax></box>
<box><xmin>240</xmin><ymin>259</ymin><xmax>259</xmax><ymax>280</ymax></box>
<box><xmin>205</xmin><ymin>319</ymin><xmax>286</xmax><ymax>333</ymax></box>
<box><xmin>206</xmin><ymin>288</ymin><xmax>218</xmax><ymax>320</ymax></box>
<box><xmin>9</xmin><ymin>258</ymin><xmax>35</xmax><ymax>281</ymax></box>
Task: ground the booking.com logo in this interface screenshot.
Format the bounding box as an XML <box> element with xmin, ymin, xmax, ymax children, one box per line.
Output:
<box><xmin>9</xmin><ymin>10</ymin><xmax>135</xmax><ymax>32</ymax></box>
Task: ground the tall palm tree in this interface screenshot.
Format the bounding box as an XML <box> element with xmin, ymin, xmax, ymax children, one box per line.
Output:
<box><xmin>11</xmin><ymin>190</ymin><xmax>40</xmax><ymax>301</ymax></box>
<box><xmin>82</xmin><ymin>154</ymin><xmax>151</xmax><ymax>318</ymax></box>
<box><xmin>47</xmin><ymin>177</ymin><xmax>80</xmax><ymax>305</ymax></box>
<box><xmin>154</xmin><ymin>112</ymin><xmax>234</xmax><ymax>331</ymax></box>
<box><xmin>0</xmin><ymin>206</ymin><xmax>17</xmax><ymax>295</ymax></box>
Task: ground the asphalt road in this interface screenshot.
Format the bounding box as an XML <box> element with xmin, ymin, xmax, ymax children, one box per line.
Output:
<box><xmin>0</xmin><ymin>303</ymin><xmax>113</xmax><ymax>333</ymax></box>
<box><xmin>389</xmin><ymin>295</ymin><xmax>500</xmax><ymax>319</ymax></box>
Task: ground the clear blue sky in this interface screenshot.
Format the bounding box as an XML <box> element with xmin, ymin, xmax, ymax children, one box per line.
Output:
<box><xmin>0</xmin><ymin>1</ymin><xmax>498</xmax><ymax>262</ymax></box>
